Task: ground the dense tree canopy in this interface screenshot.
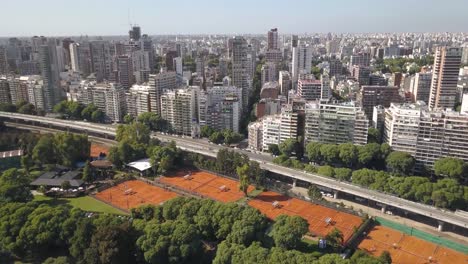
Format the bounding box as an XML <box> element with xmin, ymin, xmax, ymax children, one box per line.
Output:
<box><xmin>385</xmin><ymin>151</ymin><xmax>415</xmax><ymax>175</ymax></box>
<box><xmin>270</xmin><ymin>215</ymin><xmax>309</xmax><ymax>250</ymax></box>
<box><xmin>434</xmin><ymin>157</ymin><xmax>467</xmax><ymax>182</ymax></box>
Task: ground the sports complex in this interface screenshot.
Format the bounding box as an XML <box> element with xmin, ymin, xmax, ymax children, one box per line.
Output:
<box><xmin>95</xmin><ymin>170</ymin><xmax>468</xmax><ymax>263</ymax></box>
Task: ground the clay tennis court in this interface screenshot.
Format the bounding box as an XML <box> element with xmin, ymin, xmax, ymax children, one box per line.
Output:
<box><xmin>95</xmin><ymin>180</ymin><xmax>178</xmax><ymax>211</ymax></box>
<box><xmin>359</xmin><ymin>225</ymin><xmax>468</xmax><ymax>264</ymax></box>
<box><xmin>248</xmin><ymin>191</ymin><xmax>362</xmax><ymax>243</ymax></box>
<box><xmin>90</xmin><ymin>143</ymin><xmax>109</xmax><ymax>158</ymax></box>
<box><xmin>159</xmin><ymin>170</ymin><xmax>254</xmax><ymax>202</ymax></box>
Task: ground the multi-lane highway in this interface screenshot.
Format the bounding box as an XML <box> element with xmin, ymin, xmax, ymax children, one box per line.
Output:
<box><xmin>1</xmin><ymin>111</ymin><xmax>467</xmax><ymax>230</ymax></box>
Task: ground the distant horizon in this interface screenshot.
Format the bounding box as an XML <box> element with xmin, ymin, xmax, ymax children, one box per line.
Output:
<box><xmin>1</xmin><ymin>31</ymin><xmax>467</xmax><ymax>39</ymax></box>
<box><xmin>1</xmin><ymin>0</ymin><xmax>467</xmax><ymax>37</ymax></box>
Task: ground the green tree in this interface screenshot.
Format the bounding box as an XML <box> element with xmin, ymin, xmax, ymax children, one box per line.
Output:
<box><xmin>20</xmin><ymin>155</ymin><xmax>33</xmax><ymax>174</ymax></box>
<box><xmin>268</xmin><ymin>144</ymin><xmax>280</xmax><ymax>156</ymax></box>
<box><xmin>81</xmin><ymin>103</ymin><xmax>97</xmax><ymax>120</ymax></box>
<box><xmin>123</xmin><ymin>114</ymin><xmax>134</xmax><ymax>124</ymax></box>
<box><xmin>200</xmin><ymin>125</ymin><xmax>216</xmax><ymax>138</ymax></box>
<box><xmin>325</xmin><ymin>227</ymin><xmax>344</xmax><ymax>248</ymax></box>
<box><xmin>308</xmin><ymin>185</ymin><xmax>323</xmax><ymax>200</ymax></box>
<box><xmin>0</xmin><ymin>169</ymin><xmax>33</xmax><ymax>203</ymax></box>
<box><xmin>338</xmin><ymin>143</ymin><xmax>357</xmax><ymax>167</ymax></box>
<box><xmin>32</xmin><ymin>135</ymin><xmax>56</xmax><ymax>166</ymax></box>
<box><xmin>116</xmin><ymin>122</ymin><xmax>150</xmax><ymax>145</ymax></box>
<box><xmin>367</xmin><ymin>127</ymin><xmax>382</xmax><ymax>144</ymax></box>
<box><xmin>306</xmin><ymin>142</ymin><xmax>323</xmax><ymax>163</ymax></box>
<box><xmin>317</xmin><ymin>165</ymin><xmax>335</xmax><ymax>177</ymax></box>
<box><xmin>279</xmin><ymin>138</ymin><xmax>298</xmax><ymax>157</ymax></box>
<box><xmin>17</xmin><ymin>103</ymin><xmax>36</xmax><ymax>115</ymax></box>
<box><xmin>82</xmin><ymin>161</ymin><xmax>92</xmax><ymax>183</ymax></box>
<box><xmin>223</xmin><ymin>129</ymin><xmax>243</xmax><ymax>145</ymax></box>
<box><xmin>379</xmin><ymin>251</ymin><xmax>392</xmax><ymax>264</ymax></box>
<box><xmin>320</xmin><ymin>144</ymin><xmax>339</xmax><ymax>164</ymax></box>
<box><xmin>334</xmin><ymin>168</ymin><xmax>352</xmax><ymax>181</ymax></box>
<box><xmin>83</xmin><ymin>223</ymin><xmax>135</xmax><ymax>264</ymax></box>
<box><xmin>43</xmin><ymin>256</ymin><xmax>71</xmax><ymax>264</ymax></box>
<box><xmin>0</xmin><ymin>102</ymin><xmax>17</xmax><ymax>112</ymax></box>
<box><xmin>386</xmin><ymin>151</ymin><xmax>415</xmax><ymax>175</ymax></box>
<box><xmin>434</xmin><ymin>157</ymin><xmax>467</xmax><ymax>181</ymax></box>
<box><xmin>357</xmin><ymin>143</ymin><xmax>381</xmax><ymax>168</ymax></box>
<box><xmin>209</xmin><ymin>131</ymin><xmax>224</xmax><ymax>144</ymax></box>
<box><xmin>237</xmin><ymin>164</ymin><xmax>250</xmax><ymax>196</ymax></box>
<box><xmin>271</xmin><ymin>215</ymin><xmax>309</xmax><ymax>250</ymax></box>
<box><xmin>91</xmin><ymin>109</ymin><xmax>105</xmax><ymax>123</ymax></box>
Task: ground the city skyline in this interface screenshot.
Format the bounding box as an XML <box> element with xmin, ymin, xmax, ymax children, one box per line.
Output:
<box><xmin>1</xmin><ymin>0</ymin><xmax>468</xmax><ymax>37</ymax></box>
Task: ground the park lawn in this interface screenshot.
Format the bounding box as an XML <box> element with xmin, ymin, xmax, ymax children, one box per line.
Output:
<box><xmin>33</xmin><ymin>195</ymin><xmax>127</xmax><ymax>215</ymax></box>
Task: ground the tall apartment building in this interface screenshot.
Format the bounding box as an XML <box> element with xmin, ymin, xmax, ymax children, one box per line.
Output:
<box><xmin>320</xmin><ymin>74</ymin><xmax>332</xmax><ymax>100</ymax></box>
<box><xmin>148</xmin><ymin>71</ymin><xmax>177</xmax><ymax>115</ymax></box>
<box><xmin>279</xmin><ymin>105</ymin><xmax>298</xmax><ymax>143</ymax></box>
<box><xmin>115</xmin><ymin>55</ymin><xmax>134</xmax><ymax>89</ymax></box>
<box><xmin>297</xmin><ymin>79</ymin><xmax>321</xmax><ymax>100</ymax></box>
<box><xmin>8</xmin><ymin>76</ymin><xmax>32</xmax><ymax>104</ymax></box>
<box><xmin>384</xmin><ymin>102</ymin><xmax>468</xmax><ymax>171</ymax></box>
<box><xmin>90</xmin><ymin>41</ymin><xmax>112</xmax><ymax>82</ymax></box>
<box><xmin>278</xmin><ymin>71</ymin><xmax>291</xmax><ymax>96</ymax></box>
<box><xmin>198</xmin><ymin>86</ymin><xmax>243</xmax><ymax>132</ymax></box>
<box><xmin>248</xmin><ymin>121</ymin><xmax>263</xmax><ymax>151</ymax></box>
<box><xmin>410</xmin><ymin>72</ymin><xmax>432</xmax><ymax>104</ymax></box>
<box><xmin>359</xmin><ymin>86</ymin><xmax>402</xmax><ymax>119</ymax></box>
<box><xmin>349</xmin><ymin>52</ymin><xmax>371</xmax><ymax>70</ymax></box>
<box><xmin>304</xmin><ymin>101</ymin><xmax>368</xmax><ymax>145</ymax></box>
<box><xmin>267</xmin><ymin>28</ymin><xmax>279</xmax><ymax>50</ymax></box>
<box><xmin>429</xmin><ymin>47</ymin><xmax>462</xmax><ymax>110</ymax></box>
<box><xmin>262</xmin><ymin>115</ymin><xmax>281</xmax><ymax>149</ymax></box>
<box><xmin>126</xmin><ymin>84</ymin><xmax>150</xmax><ymax>117</ymax></box>
<box><xmin>328</xmin><ymin>57</ymin><xmax>343</xmax><ymax>77</ymax></box>
<box><xmin>351</xmin><ymin>66</ymin><xmax>370</xmax><ymax>86</ymax></box>
<box><xmin>231</xmin><ymin>36</ymin><xmax>252</xmax><ymax>110</ymax></box>
<box><xmin>78</xmin><ymin>82</ymin><xmax>126</xmax><ymax>122</ymax></box>
<box><xmin>160</xmin><ymin>87</ymin><xmax>198</xmax><ymax>136</ymax></box>
<box><xmin>0</xmin><ymin>46</ymin><xmax>8</xmax><ymax>74</ymax></box>
<box><xmin>261</xmin><ymin>62</ymin><xmax>277</xmax><ymax>86</ymax></box>
<box><xmin>292</xmin><ymin>44</ymin><xmax>312</xmax><ymax>82</ymax></box>
<box><xmin>39</xmin><ymin>39</ymin><xmax>64</xmax><ymax>112</ymax></box>
<box><xmin>0</xmin><ymin>78</ymin><xmax>11</xmax><ymax>104</ymax></box>
<box><xmin>132</xmin><ymin>50</ymin><xmax>150</xmax><ymax>83</ymax></box>
<box><xmin>27</xmin><ymin>78</ymin><xmax>46</xmax><ymax>111</ymax></box>
<box><xmin>383</xmin><ymin>103</ymin><xmax>422</xmax><ymax>155</ymax></box>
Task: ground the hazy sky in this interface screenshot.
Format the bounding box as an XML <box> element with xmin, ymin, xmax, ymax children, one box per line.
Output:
<box><xmin>1</xmin><ymin>0</ymin><xmax>467</xmax><ymax>36</ymax></box>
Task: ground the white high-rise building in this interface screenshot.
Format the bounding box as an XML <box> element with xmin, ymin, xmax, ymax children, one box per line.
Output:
<box><xmin>292</xmin><ymin>43</ymin><xmax>312</xmax><ymax>82</ymax></box>
<box><xmin>304</xmin><ymin>100</ymin><xmax>369</xmax><ymax>145</ymax></box>
<box><xmin>78</xmin><ymin>82</ymin><xmax>126</xmax><ymax>122</ymax></box>
<box><xmin>160</xmin><ymin>87</ymin><xmax>199</xmax><ymax>136</ymax></box>
<box><xmin>148</xmin><ymin>71</ymin><xmax>177</xmax><ymax>115</ymax></box>
<box><xmin>126</xmin><ymin>84</ymin><xmax>150</xmax><ymax>117</ymax></box>
<box><xmin>384</xmin><ymin>102</ymin><xmax>468</xmax><ymax>171</ymax></box>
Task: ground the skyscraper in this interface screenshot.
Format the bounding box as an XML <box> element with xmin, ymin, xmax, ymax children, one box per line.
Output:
<box><xmin>231</xmin><ymin>36</ymin><xmax>252</xmax><ymax>110</ymax></box>
<box><xmin>39</xmin><ymin>39</ymin><xmax>63</xmax><ymax>112</ymax></box>
<box><xmin>267</xmin><ymin>28</ymin><xmax>279</xmax><ymax>50</ymax></box>
<box><xmin>410</xmin><ymin>72</ymin><xmax>432</xmax><ymax>104</ymax></box>
<box><xmin>115</xmin><ymin>55</ymin><xmax>134</xmax><ymax>89</ymax></box>
<box><xmin>90</xmin><ymin>41</ymin><xmax>112</xmax><ymax>82</ymax></box>
<box><xmin>0</xmin><ymin>46</ymin><xmax>8</xmax><ymax>74</ymax></box>
<box><xmin>129</xmin><ymin>26</ymin><xmax>141</xmax><ymax>41</ymax></box>
<box><xmin>428</xmin><ymin>47</ymin><xmax>462</xmax><ymax>110</ymax></box>
<box><xmin>292</xmin><ymin>43</ymin><xmax>312</xmax><ymax>82</ymax></box>
<box><xmin>148</xmin><ymin>71</ymin><xmax>177</xmax><ymax>115</ymax></box>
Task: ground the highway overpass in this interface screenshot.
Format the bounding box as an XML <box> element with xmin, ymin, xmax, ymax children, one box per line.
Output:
<box><xmin>1</xmin><ymin>111</ymin><xmax>467</xmax><ymax>231</ymax></box>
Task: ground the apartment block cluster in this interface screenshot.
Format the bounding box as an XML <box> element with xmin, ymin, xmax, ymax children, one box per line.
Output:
<box><xmin>246</xmin><ymin>30</ymin><xmax>468</xmax><ymax>173</ymax></box>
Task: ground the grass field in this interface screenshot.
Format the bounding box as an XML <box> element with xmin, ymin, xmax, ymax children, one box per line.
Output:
<box><xmin>33</xmin><ymin>195</ymin><xmax>127</xmax><ymax>215</ymax></box>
